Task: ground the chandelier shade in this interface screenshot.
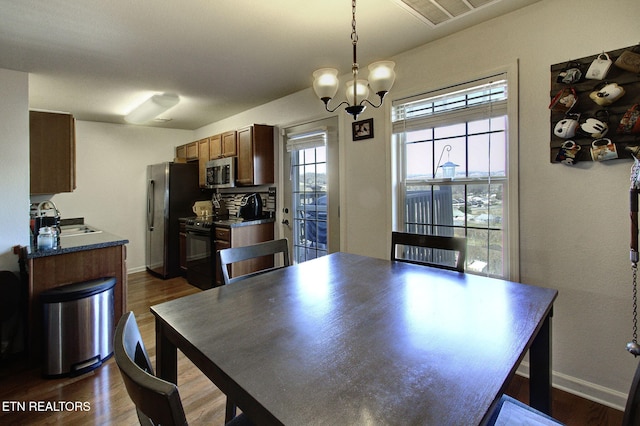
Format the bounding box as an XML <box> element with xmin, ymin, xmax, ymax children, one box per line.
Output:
<box><xmin>312</xmin><ymin>68</ymin><xmax>340</xmax><ymax>102</ymax></box>
<box><xmin>368</xmin><ymin>61</ymin><xmax>396</xmax><ymax>96</ymax></box>
<box><xmin>345</xmin><ymin>79</ymin><xmax>370</xmax><ymax>105</ymax></box>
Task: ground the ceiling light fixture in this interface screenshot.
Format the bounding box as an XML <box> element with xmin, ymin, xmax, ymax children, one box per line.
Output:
<box><xmin>124</xmin><ymin>93</ymin><xmax>180</xmax><ymax>124</ymax></box>
<box><xmin>312</xmin><ymin>0</ymin><xmax>396</xmax><ymax>120</ymax></box>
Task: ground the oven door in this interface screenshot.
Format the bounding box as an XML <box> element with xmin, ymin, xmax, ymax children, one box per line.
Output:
<box><xmin>185</xmin><ymin>227</ymin><xmax>215</xmax><ymax>290</ymax></box>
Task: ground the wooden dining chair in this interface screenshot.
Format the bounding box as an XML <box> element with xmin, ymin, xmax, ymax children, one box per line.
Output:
<box><xmin>218</xmin><ymin>238</ymin><xmax>290</xmax><ymax>285</ymax></box>
<box><xmin>114</xmin><ymin>311</ymin><xmax>253</xmax><ymax>426</ymax></box>
<box><xmin>390</xmin><ymin>231</ymin><xmax>466</xmax><ymax>272</ymax></box>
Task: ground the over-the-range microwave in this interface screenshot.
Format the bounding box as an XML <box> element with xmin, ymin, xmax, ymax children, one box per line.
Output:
<box><xmin>205</xmin><ymin>157</ymin><xmax>235</xmax><ymax>189</ymax></box>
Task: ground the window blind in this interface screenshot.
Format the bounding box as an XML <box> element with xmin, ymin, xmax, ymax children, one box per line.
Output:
<box><xmin>286</xmin><ymin>128</ymin><xmax>327</xmax><ymax>152</ymax></box>
<box><xmin>392</xmin><ymin>75</ymin><xmax>507</xmax><ymax>133</ymax></box>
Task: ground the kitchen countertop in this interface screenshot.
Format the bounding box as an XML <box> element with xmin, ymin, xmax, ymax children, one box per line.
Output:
<box><xmin>181</xmin><ymin>216</ymin><xmax>275</xmax><ymax>228</ymax></box>
<box><xmin>26</xmin><ymin>227</ymin><xmax>128</xmax><ymax>259</ymax></box>
<box><xmin>214</xmin><ymin>216</ymin><xmax>275</xmax><ymax>228</ymax></box>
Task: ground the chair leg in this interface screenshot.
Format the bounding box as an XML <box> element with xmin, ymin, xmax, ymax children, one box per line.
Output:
<box><xmin>225</xmin><ymin>399</ymin><xmax>237</xmax><ymax>423</ymax></box>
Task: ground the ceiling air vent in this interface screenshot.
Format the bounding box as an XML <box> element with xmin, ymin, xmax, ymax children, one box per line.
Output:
<box><xmin>396</xmin><ymin>0</ymin><xmax>498</xmax><ymax>26</ymax></box>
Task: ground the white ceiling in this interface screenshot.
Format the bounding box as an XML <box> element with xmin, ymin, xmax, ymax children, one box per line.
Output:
<box><xmin>0</xmin><ymin>0</ymin><xmax>540</xmax><ymax>130</ymax></box>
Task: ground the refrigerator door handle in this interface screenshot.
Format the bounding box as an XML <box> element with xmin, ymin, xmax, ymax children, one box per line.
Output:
<box><xmin>147</xmin><ymin>179</ymin><xmax>155</xmax><ymax>230</ymax></box>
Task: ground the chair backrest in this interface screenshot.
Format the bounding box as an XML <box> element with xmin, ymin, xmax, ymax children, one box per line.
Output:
<box><xmin>114</xmin><ymin>311</ymin><xmax>187</xmax><ymax>426</ymax></box>
<box><xmin>623</xmin><ymin>359</ymin><xmax>640</xmax><ymax>426</ymax></box>
<box><xmin>390</xmin><ymin>231</ymin><xmax>466</xmax><ymax>272</ymax></box>
<box><xmin>218</xmin><ymin>238</ymin><xmax>290</xmax><ymax>285</ymax></box>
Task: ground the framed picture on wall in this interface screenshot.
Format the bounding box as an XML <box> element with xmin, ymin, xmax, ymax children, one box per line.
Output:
<box><xmin>352</xmin><ymin>118</ymin><xmax>374</xmax><ymax>141</ymax></box>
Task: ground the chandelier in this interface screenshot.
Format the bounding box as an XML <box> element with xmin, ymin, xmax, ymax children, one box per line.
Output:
<box><xmin>312</xmin><ymin>0</ymin><xmax>396</xmax><ymax>120</ymax></box>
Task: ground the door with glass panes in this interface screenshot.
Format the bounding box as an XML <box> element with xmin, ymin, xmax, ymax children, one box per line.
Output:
<box><xmin>282</xmin><ymin>117</ymin><xmax>340</xmax><ymax>263</ymax></box>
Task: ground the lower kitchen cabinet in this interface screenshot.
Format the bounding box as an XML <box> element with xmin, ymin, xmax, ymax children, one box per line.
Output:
<box><xmin>21</xmin><ymin>236</ymin><xmax>128</xmax><ymax>365</ymax></box>
<box><xmin>214</xmin><ymin>221</ymin><xmax>274</xmax><ymax>285</ymax></box>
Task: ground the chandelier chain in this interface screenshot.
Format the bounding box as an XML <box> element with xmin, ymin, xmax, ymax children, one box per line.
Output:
<box><xmin>351</xmin><ymin>0</ymin><xmax>358</xmax><ymax>46</ymax></box>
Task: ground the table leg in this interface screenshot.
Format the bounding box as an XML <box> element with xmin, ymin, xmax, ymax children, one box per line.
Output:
<box><xmin>529</xmin><ymin>308</ymin><xmax>553</xmax><ymax>415</ymax></box>
<box><xmin>155</xmin><ymin>317</ymin><xmax>177</xmax><ymax>383</ymax></box>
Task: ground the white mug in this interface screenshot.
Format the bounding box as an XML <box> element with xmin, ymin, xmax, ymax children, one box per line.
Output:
<box><xmin>590</xmin><ymin>138</ymin><xmax>617</xmax><ymax>161</ymax></box>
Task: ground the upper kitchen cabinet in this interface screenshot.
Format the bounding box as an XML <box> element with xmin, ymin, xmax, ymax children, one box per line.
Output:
<box><xmin>209</xmin><ymin>131</ymin><xmax>236</xmax><ymax>159</ymax></box>
<box><xmin>176</xmin><ymin>144</ymin><xmax>187</xmax><ymax>160</ymax></box>
<box><xmin>236</xmin><ymin>124</ymin><xmax>274</xmax><ymax>186</ymax></box>
<box><xmin>30</xmin><ymin>111</ymin><xmax>76</xmax><ymax>195</ymax></box>
<box><xmin>185</xmin><ymin>141</ymin><xmax>198</xmax><ymax>161</ymax></box>
<box><xmin>197</xmin><ymin>137</ymin><xmax>210</xmax><ymax>187</ymax></box>
<box><xmin>221</xmin><ymin>130</ymin><xmax>237</xmax><ymax>157</ymax></box>
<box><xmin>175</xmin><ymin>141</ymin><xmax>199</xmax><ymax>162</ymax></box>
<box><xmin>209</xmin><ymin>133</ymin><xmax>222</xmax><ymax>159</ymax></box>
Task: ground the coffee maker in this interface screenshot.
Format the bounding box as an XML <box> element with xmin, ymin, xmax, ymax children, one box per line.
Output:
<box><xmin>238</xmin><ymin>193</ymin><xmax>263</xmax><ymax>220</ymax></box>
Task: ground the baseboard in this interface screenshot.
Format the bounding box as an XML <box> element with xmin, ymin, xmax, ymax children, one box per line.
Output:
<box><xmin>516</xmin><ymin>362</ymin><xmax>627</xmax><ymax>411</ymax></box>
<box><xmin>127</xmin><ymin>265</ymin><xmax>147</xmax><ymax>274</ymax></box>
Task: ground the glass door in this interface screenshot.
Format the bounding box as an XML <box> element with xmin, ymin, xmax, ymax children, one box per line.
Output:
<box><xmin>282</xmin><ymin>117</ymin><xmax>340</xmax><ymax>263</ymax></box>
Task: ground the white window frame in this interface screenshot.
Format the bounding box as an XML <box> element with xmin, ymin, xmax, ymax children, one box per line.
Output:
<box><xmin>392</xmin><ymin>66</ymin><xmax>519</xmax><ymax>280</ymax></box>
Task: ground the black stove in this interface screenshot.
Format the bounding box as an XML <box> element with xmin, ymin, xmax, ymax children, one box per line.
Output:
<box><xmin>185</xmin><ymin>216</ymin><xmax>213</xmax><ymax>230</ymax></box>
<box><xmin>184</xmin><ymin>215</ymin><xmax>227</xmax><ymax>290</ymax></box>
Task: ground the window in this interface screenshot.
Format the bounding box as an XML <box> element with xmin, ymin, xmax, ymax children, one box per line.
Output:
<box><xmin>392</xmin><ymin>73</ymin><xmax>517</xmax><ymax>278</ymax></box>
<box><xmin>287</xmin><ymin>130</ymin><xmax>328</xmax><ymax>262</ymax></box>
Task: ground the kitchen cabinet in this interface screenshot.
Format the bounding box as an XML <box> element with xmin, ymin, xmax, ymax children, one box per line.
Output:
<box><xmin>214</xmin><ymin>221</ymin><xmax>274</xmax><ymax>285</ymax></box>
<box><xmin>197</xmin><ymin>137</ymin><xmax>210</xmax><ymax>187</ymax></box>
<box><xmin>21</xmin><ymin>236</ymin><xmax>128</xmax><ymax>364</ymax></box>
<box><xmin>30</xmin><ymin>111</ymin><xmax>76</xmax><ymax>195</ymax></box>
<box><xmin>185</xmin><ymin>141</ymin><xmax>198</xmax><ymax>161</ymax></box>
<box><xmin>207</xmin><ymin>131</ymin><xmax>236</xmax><ymax>159</ymax></box>
<box><xmin>209</xmin><ymin>133</ymin><xmax>222</xmax><ymax>159</ymax></box>
<box><xmin>236</xmin><ymin>124</ymin><xmax>274</xmax><ymax>186</ymax></box>
<box><xmin>222</xmin><ymin>130</ymin><xmax>237</xmax><ymax>157</ymax></box>
<box><xmin>176</xmin><ymin>144</ymin><xmax>187</xmax><ymax>160</ymax></box>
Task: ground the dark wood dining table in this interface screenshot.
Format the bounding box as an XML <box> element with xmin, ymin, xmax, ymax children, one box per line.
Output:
<box><xmin>151</xmin><ymin>252</ymin><xmax>557</xmax><ymax>425</ymax></box>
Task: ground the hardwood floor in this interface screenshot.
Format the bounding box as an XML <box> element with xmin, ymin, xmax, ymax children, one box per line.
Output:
<box><xmin>0</xmin><ymin>271</ymin><xmax>625</xmax><ymax>425</ymax></box>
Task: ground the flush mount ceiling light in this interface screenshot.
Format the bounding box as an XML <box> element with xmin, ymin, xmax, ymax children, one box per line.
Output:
<box><xmin>312</xmin><ymin>0</ymin><xmax>396</xmax><ymax>120</ymax></box>
<box><xmin>124</xmin><ymin>93</ymin><xmax>180</xmax><ymax>124</ymax></box>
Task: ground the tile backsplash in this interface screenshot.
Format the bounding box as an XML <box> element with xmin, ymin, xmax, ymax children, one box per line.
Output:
<box><xmin>218</xmin><ymin>187</ymin><xmax>275</xmax><ymax>218</ymax></box>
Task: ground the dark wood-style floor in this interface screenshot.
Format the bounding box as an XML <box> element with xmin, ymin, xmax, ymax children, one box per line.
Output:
<box><xmin>0</xmin><ymin>271</ymin><xmax>625</xmax><ymax>425</ymax></box>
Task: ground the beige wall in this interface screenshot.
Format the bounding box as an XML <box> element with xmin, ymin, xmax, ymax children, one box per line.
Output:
<box><xmin>0</xmin><ymin>69</ymin><xmax>29</xmax><ymax>273</ymax></box>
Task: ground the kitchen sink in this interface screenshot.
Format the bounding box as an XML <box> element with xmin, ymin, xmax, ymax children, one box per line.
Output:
<box><xmin>59</xmin><ymin>225</ymin><xmax>102</xmax><ymax>237</ymax></box>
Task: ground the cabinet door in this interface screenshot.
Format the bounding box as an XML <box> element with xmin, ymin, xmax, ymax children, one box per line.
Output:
<box><xmin>30</xmin><ymin>111</ymin><xmax>76</xmax><ymax>194</ymax></box>
<box><xmin>197</xmin><ymin>138</ymin><xmax>210</xmax><ymax>187</ymax></box>
<box><xmin>237</xmin><ymin>125</ymin><xmax>274</xmax><ymax>186</ymax></box>
<box><xmin>209</xmin><ymin>134</ymin><xmax>222</xmax><ymax>159</ymax></box>
<box><xmin>229</xmin><ymin>223</ymin><xmax>275</xmax><ymax>278</ymax></box>
<box><xmin>176</xmin><ymin>144</ymin><xmax>187</xmax><ymax>160</ymax></box>
<box><xmin>236</xmin><ymin>127</ymin><xmax>254</xmax><ymax>185</ymax></box>
<box><xmin>186</xmin><ymin>141</ymin><xmax>198</xmax><ymax>160</ymax></box>
<box><xmin>222</xmin><ymin>131</ymin><xmax>237</xmax><ymax>157</ymax></box>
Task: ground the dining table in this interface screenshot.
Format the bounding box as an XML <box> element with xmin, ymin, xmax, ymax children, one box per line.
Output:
<box><xmin>151</xmin><ymin>252</ymin><xmax>557</xmax><ymax>425</ymax></box>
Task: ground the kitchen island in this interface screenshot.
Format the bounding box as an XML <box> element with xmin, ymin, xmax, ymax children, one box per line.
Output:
<box><xmin>22</xmin><ymin>227</ymin><xmax>128</xmax><ymax>364</ymax></box>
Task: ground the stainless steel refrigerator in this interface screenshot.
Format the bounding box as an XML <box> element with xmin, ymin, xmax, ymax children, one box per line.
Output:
<box><xmin>146</xmin><ymin>162</ymin><xmax>201</xmax><ymax>278</ymax></box>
